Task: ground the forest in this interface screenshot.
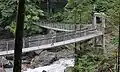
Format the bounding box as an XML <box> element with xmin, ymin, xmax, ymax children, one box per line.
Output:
<box><xmin>0</xmin><ymin>0</ymin><xmax>120</xmax><ymax>72</ymax></box>
<box><xmin>0</xmin><ymin>0</ymin><xmax>119</xmax><ymax>36</ymax></box>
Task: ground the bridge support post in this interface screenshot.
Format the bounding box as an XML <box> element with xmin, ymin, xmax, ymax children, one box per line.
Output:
<box><xmin>102</xmin><ymin>35</ymin><xmax>106</xmax><ymax>53</ymax></box>
<box><xmin>102</xmin><ymin>13</ymin><xmax>106</xmax><ymax>57</ymax></box>
<box><xmin>93</xmin><ymin>14</ymin><xmax>97</xmax><ymax>28</ymax></box>
<box><xmin>50</xmin><ymin>30</ymin><xmax>56</xmax><ymax>45</ymax></box>
<box><xmin>94</xmin><ymin>37</ymin><xmax>97</xmax><ymax>48</ymax></box>
<box><xmin>92</xmin><ymin>12</ymin><xmax>97</xmax><ymax>48</ymax></box>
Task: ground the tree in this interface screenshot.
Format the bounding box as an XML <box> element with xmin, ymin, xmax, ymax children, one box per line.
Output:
<box><xmin>0</xmin><ymin>0</ymin><xmax>44</xmax><ymax>37</ymax></box>
<box><xmin>118</xmin><ymin>12</ymin><xmax>120</xmax><ymax>72</ymax></box>
<box><xmin>118</xmin><ymin>1</ymin><xmax>120</xmax><ymax>71</ymax></box>
<box><xmin>13</xmin><ymin>0</ymin><xmax>25</xmax><ymax>72</ymax></box>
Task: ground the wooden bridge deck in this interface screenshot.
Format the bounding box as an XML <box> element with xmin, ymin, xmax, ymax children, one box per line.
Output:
<box><xmin>0</xmin><ymin>31</ymin><xmax>102</xmax><ymax>56</ymax></box>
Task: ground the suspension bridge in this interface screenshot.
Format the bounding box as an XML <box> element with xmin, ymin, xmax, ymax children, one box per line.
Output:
<box><xmin>35</xmin><ymin>22</ymin><xmax>83</xmax><ymax>32</ymax></box>
<box><xmin>0</xmin><ymin>13</ymin><xmax>106</xmax><ymax>56</ymax></box>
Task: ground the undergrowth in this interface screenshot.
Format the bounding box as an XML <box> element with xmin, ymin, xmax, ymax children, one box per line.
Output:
<box><xmin>74</xmin><ymin>47</ymin><xmax>117</xmax><ymax>72</ymax></box>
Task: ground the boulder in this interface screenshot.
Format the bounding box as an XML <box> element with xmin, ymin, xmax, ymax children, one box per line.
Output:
<box><xmin>0</xmin><ymin>57</ymin><xmax>13</xmax><ymax>68</ymax></box>
<box><xmin>6</xmin><ymin>51</ymin><xmax>37</xmax><ymax>61</ymax></box>
<box><xmin>31</xmin><ymin>50</ymin><xmax>57</xmax><ymax>68</ymax></box>
<box><xmin>5</xmin><ymin>55</ymin><xmax>14</xmax><ymax>60</ymax></box>
<box><xmin>22</xmin><ymin>51</ymin><xmax>37</xmax><ymax>60</ymax></box>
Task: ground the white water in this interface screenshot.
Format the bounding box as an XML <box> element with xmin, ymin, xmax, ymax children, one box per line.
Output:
<box><xmin>5</xmin><ymin>58</ymin><xmax>74</xmax><ymax>72</ymax></box>
<box><xmin>24</xmin><ymin>58</ymin><xmax>74</xmax><ymax>72</ymax></box>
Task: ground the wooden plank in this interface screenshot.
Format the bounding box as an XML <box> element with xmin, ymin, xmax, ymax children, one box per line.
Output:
<box><xmin>0</xmin><ymin>31</ymin><xmax>103</xmax><ymax>56</ymax></box>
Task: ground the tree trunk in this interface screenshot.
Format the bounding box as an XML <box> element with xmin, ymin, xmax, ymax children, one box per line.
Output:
<box><xmin>118</xmin><ymin>10</ymin><xmax>120</xmax><ymax>72</ymax></box>
<box><xmin>13</xmin><ymin>0</ymin><xmax>25</xmax><ymax>72</ymax></box>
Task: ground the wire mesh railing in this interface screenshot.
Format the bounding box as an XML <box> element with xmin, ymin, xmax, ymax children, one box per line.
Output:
<box><xmin>36</xmin><ymin>22</ymin><xmax>84</xmax><ymax>31</ymax></box>
<box><xmin>0</xmin><ymin>24</ymin><xmax>102</xmax><ymax>52</ymax></box>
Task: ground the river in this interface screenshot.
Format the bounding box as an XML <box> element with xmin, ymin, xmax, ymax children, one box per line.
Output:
<box><xmin>5</xmin><ymin>58</ymin><xmax>74</xmax><ymax>72</ymax></box>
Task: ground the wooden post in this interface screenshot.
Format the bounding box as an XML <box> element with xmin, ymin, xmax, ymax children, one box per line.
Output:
<box><xmin>92</xmin><ymin>12</ymin><xmax>97</xmax><ymax>28</ymax></box>
<box><xmin>13</xmin><ymin>0</ymin><xmax>25</xmax><ymax>72</ymax></box>
<box><xmin>28</xmin><ymin>37</ymin><xmax>30</xmax><ymax>47</ymax></box>
<box><xmin>92</xmin><ymin>13</ymin><xmax>97</xmax><ymax>48</ymax></box>
<box><xmin>6</xmin><ymin>41</ymin><xmax>8</xmax><ymax>54</ymax></box>
<box><xmin>102</xmin><ymin>13</ymin><xmax>106</xmax><ymax>56</ymax></box>
<box><xmin>94</xmin><ymin>37</ymin><xmax>97</xmax><ymax>48</ymax></box>
<box><xmin>79</xmin><ymin>25</ymin><xmax>82</xmax><ymax>50</ymax></box>
<box><xmin>51</xmin><ymin>30</ymin><xmax>56</xmax><ymax>46</ymax></box>
<box><xmin>37</xmin><ymin>41</ymin><xmax>39</xmax><ymax>49</ymax></box>
<box><xmin>93</xmin><ymin>14</ymin><xmax>97</xmax><ymax>28</ymax></box>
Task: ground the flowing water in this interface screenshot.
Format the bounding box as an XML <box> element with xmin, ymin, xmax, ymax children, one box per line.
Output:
<box><xmin>5</xmin><ymin>58</ymin><xmax>74</xmax><ymax>72</ymax></box>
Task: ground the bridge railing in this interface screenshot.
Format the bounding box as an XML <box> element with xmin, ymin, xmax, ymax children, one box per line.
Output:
<box><xmin>38</xmin><ymin>22</ymin><xmax>81</xmax><ymax>30</ymax></box>
<box><xmin>0</xmin><ymin>24</ymin><xmax>102</xmax><ymax>52</ymax></box>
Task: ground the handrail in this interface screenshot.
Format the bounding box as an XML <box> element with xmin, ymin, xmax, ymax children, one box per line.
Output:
<box><xmin>0</xmin><ymin>24</ymin><xmax>102</xmax><ymax>52</ymax></box>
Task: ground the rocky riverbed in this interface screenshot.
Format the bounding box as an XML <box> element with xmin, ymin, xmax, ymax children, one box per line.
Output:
<box><xmin>0</xmin><ymin>46</ymin><xmax>75</xmax><ymax>72</ymax></box>
<box><xmin>4</xmin><ymin>58</ymin><xmax>74</xmax><ymax>72</ymax></box>
<box><xmin>24</xmin><ymin>58</ymin><xmax>74</xmax><ymax>72</ymax></box>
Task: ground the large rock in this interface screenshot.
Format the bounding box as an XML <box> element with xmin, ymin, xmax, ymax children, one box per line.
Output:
<box><xmin>31</xmin><ymin>50</ymin><xmax>57</xmax><ymax>68</ymax></box>
<box><xmin>22</xmin><ymin>52</ymin><xmax>37</xmax><ymax>60</ymax></box>
<box><xmin>5</xmin><ymin>55</ymin><xmax>14</xmax><ymax>60</ymax></box>
<box><xmin>6</xmin><ymin>51</ymin><xmax>37</xmax><ymax>61</ymax></box>
<box><xmin>0</xmin><ymin>57</ymin><xmax>13</xmax><ymax>68</ymax></box>
<box><xmin>0</xmin><ymin>57</ymin><xmax>7</xmax><ymax>65</ymax></box>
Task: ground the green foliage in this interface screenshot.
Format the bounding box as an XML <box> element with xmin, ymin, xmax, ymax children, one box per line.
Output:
<box><xmin>24</xmin><ymin>0</ymin><xmax>44</xmax><ymax>36</ymax></box>
<box><xmin>5</xmin><ymin>22</ymin><xmax>16</xmax><ymax>36</ymax></box>
<box><xmin>74</xmin><ymin>47</ymin><xmax>116</xmax><ymax>72</ymax></box>
<box><xmin>48</xmin><ymin>0</ymin><xmax>117</xmax><ymax>24</ymax></box>
<box><xmin>106</xmin><ymin>0</ymin><xmax>120</xmax><ymax>25</ymax></box>
<box><xmin>0</xmin><ymin>0</ymin><xmax>44</xmax><ymax>36</ymax></box>
<box><xmin>0</xmin><ymin>0</ymin><xmax>17</xmax><ymax>27</ymax></box>
<box><xmin>75</xmin><ymin>53</ymin><xmax>102</xmax><ymax>72</ymax></box>
<box><xmin>0</xmin><ymin>0</ymin><xmax>119</xmax><ymax>71</ymax></box>
<box><xmin>111</xmin><ymin>37</ymin><xmax>119</xmax><ymax>45</ymax></box>
<box><xmin>47</xmin><ymin>12</ymin><xmax>64</xmax><ymax>22</ymax></box>
<box><xmin>1</xmin><ymin>0</ymin><xmax>119</xmax><ymax>36</ymax></box>
<box><xmin>48</xmin><ymin>0</ymin><xmax>120</xmax><ymax>26</ymax></box>
<box><xmin>64</xmin><ymin>0</ymin><xmax>93</xmax><ymax>23</ymax></box>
